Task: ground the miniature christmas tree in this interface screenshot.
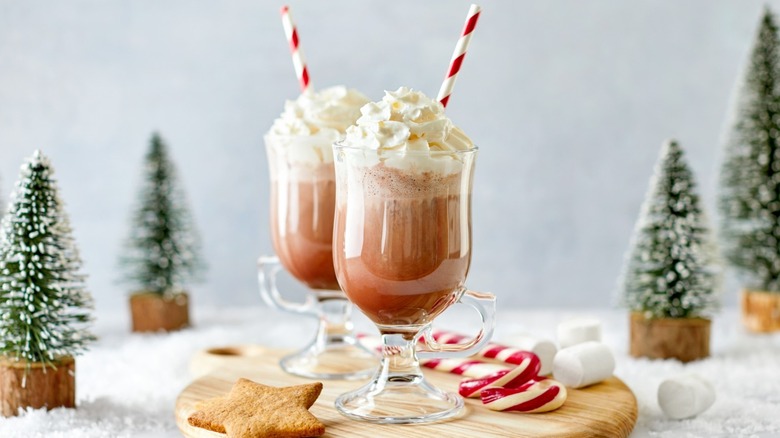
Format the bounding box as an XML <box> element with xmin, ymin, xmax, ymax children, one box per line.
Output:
<box><xmin>718</xmin><ymin>8</ymin><xmax>780</xmax><ymax>293</ymax></box>
<box><xmin>0</xmin><ymin>151</ymin><xmax>95</xmax><ymax>366</ymax></box>
<box><xmin>621</xmin><ymin>140</ymin><xmax>720</xmax><ymax>320</ymax></box>
<box><xmin>120</xmin><ymin>133</ymin><xmax>204</xmax><ymax>332</ymax></box>
<box><xmin>120</xmin><ymin>133</ymin><xmax>204</xmax><ymax>296</ymax></box>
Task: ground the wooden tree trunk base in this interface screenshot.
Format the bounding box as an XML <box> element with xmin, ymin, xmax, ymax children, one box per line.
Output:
<box><xmin>130</xmin><ymin>292</ymin><xmax>190</xmax><ymax>333</ymax></box>
<box><xmin>629</xmin><ymin>313</ymin><xmax>710</xmax><ymax>363</ymax></box>
<box><xmin>0</xmin><ymin>356</ymin><xmax>75</xmax><ymax>417</ymax></box>
<box><xmin>741</xmin><ymin>289</ymin><xmax>780</xmax><ymax>333</ymax></box>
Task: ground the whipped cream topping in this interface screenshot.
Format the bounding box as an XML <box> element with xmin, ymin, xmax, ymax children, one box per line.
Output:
<box><xmin>342</xmin><ymin>87</ymin><xmax>473</xmax><ymax>153</ymax></box>
<box><xmin>266</xmin><ymin>86</ymin><xmax>370</xmax><ymax>165</ymax></box>
<box><xmin>268</xmin><ymin>86</ymin><xmax>370</xmax><ymax>138</ymax></box>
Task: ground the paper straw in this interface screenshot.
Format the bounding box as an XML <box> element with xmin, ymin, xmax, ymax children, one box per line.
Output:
<box><xmin>437</xmin><ymin>4</ymin><xmax>482</xmax><ymax>108</ymax></box>
<box><xmin>280</xmin><ymin>6</ymin><xmax>311</xmax><ymax>92</ymax></box>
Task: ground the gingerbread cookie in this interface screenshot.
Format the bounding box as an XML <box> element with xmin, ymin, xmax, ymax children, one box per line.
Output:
<box><xmin>188</xmin><ymin>378</ymin><xmax>325</xmax><ymax>437</ymax></box>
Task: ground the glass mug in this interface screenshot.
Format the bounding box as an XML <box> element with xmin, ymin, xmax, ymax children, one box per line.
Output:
<box><xmin>258</xmin><ymin>134</ymin><xmax>376</xmax><ymax>380</ymax></box>
<box><xmin>332</xmin><ymin>144</ymin><xmax>496</xmax><ymax>423</ymax></box>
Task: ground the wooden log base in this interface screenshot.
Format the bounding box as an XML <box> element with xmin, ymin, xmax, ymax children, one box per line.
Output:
<box><xmin>0</xmin><ymin>356</ymin><xmax>75</xmax><ymax>417</ymax></box>
<box><xmin>741</xmin><ymin>289</ymin><xmax>780</xmax><ymax>333</ymax></box>
<box><xmin>130</xmin><ymin>292</ymin><xmax>190</xmax><ymax>333</ymax></box>
<box><xmin>629</xmin><ymin>313</ymin><xmax>710</xmax><ymax>363</ymax></box>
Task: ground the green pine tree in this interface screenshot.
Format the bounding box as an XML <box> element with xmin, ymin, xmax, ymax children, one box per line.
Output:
<box><xmin>120</xmin><ymin>133</ymin><xmax>205</xmax><ymax>296</ymax></box>
<box><xmin>718</xmin><ymin>7</ymin><xmax>780</xmax><ymax>293</ymax></box>
<box><xmin>621</xmin><ymin>140</ymin><xmax>720</xmax><ymax>319</ymax></box>
<box><xmin>0</xmin><ymin>151</ymin><xmax>95</xmax><ymax>366</ymax></box>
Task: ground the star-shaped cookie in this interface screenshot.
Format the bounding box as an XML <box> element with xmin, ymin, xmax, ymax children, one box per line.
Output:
<box><xmin>188</xmin><ymin>378</ymin><xmax>325</xmax><ymax>438</ymax></box>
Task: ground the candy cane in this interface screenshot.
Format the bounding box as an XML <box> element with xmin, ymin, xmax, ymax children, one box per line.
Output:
<box><xmin>458</xmin><ymin>352</ymin><xmax>540</xmax><ymax>398</ymax></box>
<box><xmin>481</xmin><ymin>378</ymin><xmax>567</xmax><ymax>413</ymax></box>
<box><xmin>357</xmin><ymin>334</ymin><xmax>509</xmax><ymax>378</ymax></box>
<box><xmin>422</xmin><ymin>358</ymin><xmax>508</xmax><ymax>378</ymax></box>
<box><xmin>432</xmin><ymin>329</ymin><xmax>555</xmax><ymax>374</ymax></box>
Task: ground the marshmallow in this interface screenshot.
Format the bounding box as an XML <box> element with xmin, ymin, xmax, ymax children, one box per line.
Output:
<box><xmin>552</xmin><ymin>341</ymin><xmax>615</xmax><ymax>388</ymax></box>
<box><xmin>658</xmin><ymin>374</ymin><xmax>716</xmax><ymax>419</ymax></box>
<box><xmin>557</xmin><ymin>317</ymin><xmax>602</xmax><ymax>348</ymax></box>
<box><xmin>502</xmin><ymin>334</ymin><xmax>557</xmax><ymax>375</ymax></box>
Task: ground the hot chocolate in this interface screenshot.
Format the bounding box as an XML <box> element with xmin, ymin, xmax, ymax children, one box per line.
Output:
<box><xmin>259</xmin><ymin>86</ymin><xmax>376</xmax><ymax>380</ymax></box>
<box><xmin>333</xmin><ymin>87</ymin><xmax>476</xmax><ymax>328</ymax></box>
<box><xmin>265</xmin><ymin>86</ymin><xmax>370</xmax><ymax>291</ymax></box>
<box><xmin>332</xmin><ymin>87</ymin><xmax>495</xmax><ymax>425</ymax></box>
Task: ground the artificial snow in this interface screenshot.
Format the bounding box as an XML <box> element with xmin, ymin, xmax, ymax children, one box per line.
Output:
<box><xmin>0</xmin><ymin>306</ymin><xmax>777</xmax><ymax>437</ymax></box>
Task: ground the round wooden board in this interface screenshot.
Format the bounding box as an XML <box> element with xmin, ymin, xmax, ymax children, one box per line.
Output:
<box><xmin>176</xmin><ymin>346</ymin><xmax>637</xmax><ymax>438</ymax></box>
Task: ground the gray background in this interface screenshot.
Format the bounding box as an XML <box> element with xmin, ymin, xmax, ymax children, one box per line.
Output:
<box><xmin>0</xmin><ymin>0</ymin><xmax>767</xmax><ymax>313</ymax></box>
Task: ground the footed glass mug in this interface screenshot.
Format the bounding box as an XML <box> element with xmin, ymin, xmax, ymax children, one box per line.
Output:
<box><xmin>332</xmin><ymin>144</ymin><xmax>496</xmax><ymax>423</ymax></box>
<box><xmin>258</xmin><ymin>134</ymin><xmax>376</xmax><ymax>380</ymax></box>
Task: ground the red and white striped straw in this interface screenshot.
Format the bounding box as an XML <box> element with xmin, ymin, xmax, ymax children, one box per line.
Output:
<box><xmin>437</xmin><ymin>4</ymin><xmax>482</xmax><ymax>108</ymax></box>
<box><xmin>280</xmin><ymin>5</ymin><xmax>311</xmax><ymax>92</ymax></box>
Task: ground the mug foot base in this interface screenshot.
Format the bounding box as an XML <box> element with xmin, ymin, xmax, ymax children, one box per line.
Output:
<box><xmin>335</xmin><ymin>376</ymin><xmax>464</xmax><ymax>424</ymax></box>
<box><xmin>280</xmin><ymin>342</ymin><xmax>377</xmax><ymax>380</ymax></box>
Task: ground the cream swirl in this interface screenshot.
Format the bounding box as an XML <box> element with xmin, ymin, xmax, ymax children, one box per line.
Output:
<box><xmin>342</xmin><ymin>87</ymin><xmax>473</xmax><ymax>152</ymax></box>
<box><xmin>266</xmin><ymin>86</ymin><xmax>370</xmax><ymax>164</ymax></box>
<box><xmin>268</xmin><ymin>86</ymin><xmax>370</xmax><ymax>138</ymax></box>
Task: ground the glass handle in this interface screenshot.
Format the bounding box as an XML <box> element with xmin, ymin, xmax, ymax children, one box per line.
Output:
<box><xmin>257</xmin><ymin>255</ymin><xmax>317</xmax><ymax>316</ymax></box>
<box><xmin>417</xmin><ymin>288</ymin><xmax>496</xmax><ymax>359</ymax></box>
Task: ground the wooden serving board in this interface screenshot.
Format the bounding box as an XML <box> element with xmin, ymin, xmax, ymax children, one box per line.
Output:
<box><xmin>176</xmin><ymin>346</ymin><xmax>637</xmax><ymax>438</ymax></box>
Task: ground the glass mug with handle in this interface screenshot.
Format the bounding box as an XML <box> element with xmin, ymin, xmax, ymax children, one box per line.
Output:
<box><xmin>258</xmin><ymin>130</ymin><xmax>376</xmax><ymax>380</ymax></box>
<box><xmin>332</xmin><ymin>143</ymin><xmax>496</xmax><ymax>423</ymax></box>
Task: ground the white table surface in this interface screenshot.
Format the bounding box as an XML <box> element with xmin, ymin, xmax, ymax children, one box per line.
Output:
<box><xmin>0</xmin><ymin>305</ymin><xmax>777</xmax><ymax>437</ymax></box>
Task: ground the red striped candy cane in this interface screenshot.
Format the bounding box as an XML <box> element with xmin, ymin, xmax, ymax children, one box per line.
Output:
<box><xmin>437</xmin><ymin>4</ymin><xmax>482</xmax><ymax>108</ymax></box>
<box><xmin>458</xmin><ymin>352</ymin><xmax>540</xmax><ymax>398</ymax></box>
<box><xmin>481</xmin><ymin>377</ymin><xmax>568</xmax><ymax>413</ymax></box>
<box><xmin>280</xmin><ymin>5</ymin><xmax>311</xmax><ymax>92</ymax></box>
<box><xmin>357</xmin><ymin>334</ymin><xmax>509</xmax><ymax>378</ymax></box>
<box><xmin>422</xmin><ymin>357</ymin><xmax>508</xmax><ymax>378</ymax></box>
<box><xmin>432</xmin><ymin>330</ymin><xmax>550</xmax><ymax>370</ymax></box>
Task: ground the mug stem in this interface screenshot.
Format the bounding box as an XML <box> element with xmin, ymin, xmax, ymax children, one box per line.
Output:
<box><xmin>334</xmin><ymin>327</ymin><xmax>464</xmax><ymax>424</ymax></box>
<box><xmin>258</xmin><ymin>256</ymin><xmax>376</xmax><ymax>380</ymax></box>
<box><xmin>318</xmin><ymin>293</ymin><xmax>354</xmax><ymax>341</ymax></box>
<box><xmin>377</xmin><ymin>332</ymin><xmax>424</xmax><ymax>384</ymax></box>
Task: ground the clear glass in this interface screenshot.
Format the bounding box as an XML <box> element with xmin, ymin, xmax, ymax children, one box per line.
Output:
<box><xmin>332</xmin><ymin>145</ymin><xmax>496</xmax><ymax>423</ymax></box>
<box><xmin>258</xmin><ymin>134</ymin><xmax>376</xmax><ymax>380</ymax></box>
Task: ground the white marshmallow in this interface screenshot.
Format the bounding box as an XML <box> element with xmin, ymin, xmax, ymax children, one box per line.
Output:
<box><xmin>557</xmin><ymin>317</ymin><xmax>602</xmax><ymax>348</ymax></box>
<box><xmin>552</xmin><ymin>341</ymin><xmax>615</xmax><ymax>388</ymax></box>
<box><xmin>502</xmin><ymin>334</ymin><xmax>557</xmax><ymax>375</ymax></box>
<box><xmin>657</xmin><ymin>374</ymin><xmax>716</xmax><ymax>419</ymax></box>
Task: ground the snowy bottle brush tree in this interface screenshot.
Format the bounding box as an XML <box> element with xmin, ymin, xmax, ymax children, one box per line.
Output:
<box><xmin>718</xmin><ymin>8</ymin><xmax>780</xmax><ymax>331</ymax></box>
<box><xmin>120</xmin><ymin>133</ymin><xmax>204</xmax><ymax>332</ymax></box>
<box><xmin>0</xmin><ymin>151</ymin><xmax>94</xmax><ymax>415</ymax></box>
<box><xmin>622</xmin><ymin>140</ymin><xmax>720</xmax><ymax>318</ymax></box>
<box><xmin>0</xmin><ymin>151</ymin><xmax>94</xmax><ymax>365</ymax></box>
<box><xmin>621</xmin><ymin>140</ymin><xmax>719</xmax><ymax>361</ymax></box>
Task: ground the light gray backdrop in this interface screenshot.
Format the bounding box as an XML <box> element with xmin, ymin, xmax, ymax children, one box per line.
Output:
<box><xmin>0</xmin><ymin>0</ymin><xmax>768</xmax><ymax>313</ymax></box>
